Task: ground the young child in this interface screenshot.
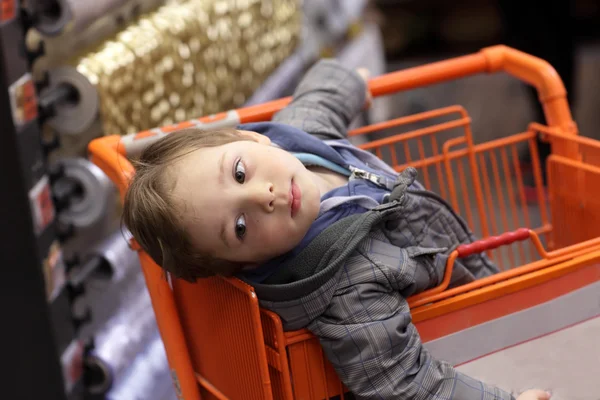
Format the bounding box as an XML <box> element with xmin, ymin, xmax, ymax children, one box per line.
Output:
<box><xmin>123</xmin><ymin>60</ymin><xmax>551</xmax><ymax>400</ymax></box>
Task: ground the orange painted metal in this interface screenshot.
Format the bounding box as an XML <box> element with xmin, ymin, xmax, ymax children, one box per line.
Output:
<box><xmin>88</xmin><ymin>46</ymin><xmax>600</xmax><ymax>400</ymax></box>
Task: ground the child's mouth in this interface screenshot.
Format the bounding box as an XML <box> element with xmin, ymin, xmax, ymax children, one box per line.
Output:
<box><xmin>290</xmin><ymin>180</ymin><xmax>302</xmax><ymax>217</ymax></box>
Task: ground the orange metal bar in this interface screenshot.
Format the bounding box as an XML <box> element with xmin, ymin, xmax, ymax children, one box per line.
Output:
<box><xmin>233</xmin><ymin>52</ymin><xmax>485</xmax><ymax>126</ymax></box>
<box><xmin>410</xmin><ymin>231</ymin><xmax>600</xmax><ymax>308</ymax></box>
<box><xmin>285</xmin><ymin>331</ymin><xmax>318</xmax><ymax>346</ymax></box>
<box><xmin>349</xmin><ymin>106</ymin><xmax>467</xmax><ymax>137</ymax></box>
<box><xmin>533</xmin><ymin>225</ymin><xmax>552</xmax><ymax>237</ymax></box>
<box><xmin>408</xmin><ymin>251</ymin><xmax>459</xmax><ymax>303</ymax></box>
<box><xmin>479</xmin><ymin>153</ymin><xmax>502</xmax><ymax>265</ymax></box>
<box><xmin>443</xmin><ymin>137</ymin><xmax>467</xmax><ymax>213</ymax></box>
<box><xmin>235</xmin><ymin>45</ymin><xmax>574</xmax><ymax>130</ymax></box>
<box><xmin>261</xmin><ymin>310</ymin><xmax>295</xmax><ymax>399</ymax></box>
<box><xmin>490</xmin><ymin>151</ymin><xmax>514</xmax><ymax>267</ymax></box>
<box><xmin>457</xmin><ymin>228</ymin><xmax>531</xmax><ymax>257</ymax></box>
<box><xmin>415</xmin><ymin>261</ymin><xmax>600</xmax><ymax>339</ymax></box>
<box><xmin>546</xmin><ymin>154</ymin><xmax>600</xmax><ymax>181</ymax></box>
<box><xmin>403</xmin><ymin>142</ymin><xmax>412</xmax><ymax>164</ymax></box>
<box><xmin>501</xmin><ymin>148</ymin><xmax>526</xmax><ymax>262</ymax></box>
<box><xmin>465</xmin><ymin>124</ymin><xmax>490</xmax><ymax>240</ymax></box>
<box><xmin>317</xmin><ymin>347</ymin><xmax>330</xmax><ymax>399</ymax></box>
<box><xmin>359</xmin><ymin>117</ymin><xmax>470</xmax><ymax>150</ymax></box>
<box><xmin>98</xmin><ymin>46</ymin><xmax>576</xmax><ymax>159</ymax></box>
<box><xmin>408</xmin><ymin>228</ymin><xmax>531</xmax><ymax>305</ymax></box>
<box><xmin>511</xmin><ymin>145</ymin><xmax>535</xmax><ymax>262</ymax></box>
<box><xmin>480</xmin><ymin>46</ymin><xmax>575</xmax><ymax>132</ymax></box>
<box><xmin>138</xmin><ymin>252</ymin><xmax>202</xmax><ymax>400</ymax></box>
<box><xmin>533</xmin><ymin>122</ymin><xmax>596</xmax><ymax>146</ymax></box>
<box><xmin>416</xmin><ymin>138</ymin><xmax>431</xmax><ymax>190</ymax></box>
<box><xmin>196</xmin><ymin>374</ymin><xmax>229</xmax><ymax>400</ymax></box>
<box><xmin>528</xmin><ymin>136</ymin><xmax>551</xmax><ymax>233</ymax></box>
<box><xmin>389</xmin><ymin>145</ymin><xmax>399</xmax><ymax>167</ymax></box>
<box><xmin>457</xmin><ymin>160</ymin><xmax>474</xmax><ymax>230</ymax></box>
<box><xmin>303</xmin><ymin>343</ymin><xmax>313</xmax><ymax>397</ymax></box>
<box><xmin>237</xmin><ymin>97</ymin><xmax>291</xmax><ymax>123</ymax></box>
<box><xmin>431</xmin><ymin>135</ymin><xmax>447</xmax><ymax>199</ymax></box>
<box><xmin>396</xmin><ymin>131</ymin><xmax>536</xmax><ymax>173</ymax></box>
<box><xmin>88</xmin><ymin>135</ymin><xmax>133</xmax><ymax>200</ymax></box>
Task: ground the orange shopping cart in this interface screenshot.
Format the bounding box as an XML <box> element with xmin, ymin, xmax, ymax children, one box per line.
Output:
<box><xmin>89</xmin><ymin>45</ymin><xmax>600</xmax><ymax>400</ymax></box>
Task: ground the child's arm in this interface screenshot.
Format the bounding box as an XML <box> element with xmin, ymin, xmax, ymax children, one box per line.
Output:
<box><xmin>272</xmin><ymin>59</ymin><xmax>368</xmax><ymax>141</ymax></box>
<box><xmin>310</xmin><ymin>258</ymin><xmax>517</xmax><ymax>400</ymax></box>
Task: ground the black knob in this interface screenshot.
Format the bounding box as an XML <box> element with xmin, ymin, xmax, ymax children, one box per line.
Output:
<box><xmin>42</xmin><ymin>133</ymin><xmax>61</xmax><ymax>156</ymax></box>
<box><xmin>72</xmin><ymin>308</ymin><xmax>92</xmax><ymax>331</ymax></box>
<box><xmin>56</xmin><ymin>222</ymin><xmax>76</xmax><ymax>243</ymax></box>
<box><xmin>64</xmin><ymin>254</ymin><xmax>80</xmax><ymax>273</ymax></box>
<box><xmin>52</xmin><ymin>178</ymin><xmax>82</xmax><ymax>213</ymax></box>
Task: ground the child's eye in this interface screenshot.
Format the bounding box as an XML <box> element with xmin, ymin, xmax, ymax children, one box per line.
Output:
<box><xmin>234</xmin><ymin>159</ymin><xmax>245</xmax><ymax>184</ymax></box>
<box><xmin>235</xmin><ymin>214</ymin><xmax>246</xmax><ymax>240</ymax></box>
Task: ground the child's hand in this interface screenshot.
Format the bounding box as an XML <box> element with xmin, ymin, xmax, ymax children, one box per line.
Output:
<box><xmin>516</xmin><ymin>389</ymin><xmax>552</xmax><ymax>400</ymax></box>
<box><xmin>356</xmin><ymin>67</ymin><xmax>372</xmax><ymax>109</ymax></box>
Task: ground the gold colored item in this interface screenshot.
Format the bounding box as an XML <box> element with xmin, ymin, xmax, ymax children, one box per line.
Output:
<box><xmin>63</xmin><ymin>0</ymin><xmax>300</xmax><ymax>136</ymax></box>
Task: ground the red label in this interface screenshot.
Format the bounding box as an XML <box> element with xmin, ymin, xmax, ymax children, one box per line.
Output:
<box><xmin>9</xmin><ymin>74</ymin><xmax>38</xmax><ymax>127</ymax></box>
<box><xmin>29</xmin><ymin>176</ymin><xmax>55</xmax><ymax>235</ymax></box>
<box><xmin>21</xmin><ymin>79</ymin><xmax>38</xmax><ymax>121</ymax></box>
<box><xmin>60</xmin><ymin>340</ymin><xmax>84</xmax><ymax>393</ymax></box>
<box><xmin>43</xmin><ymin>241</ymin><xmax>66</xmax><ymax>302</ymax></box>
<box><xmin>1</xmin><ymin>0</ymin><xmax>16</xmax><ymax>23</ymax></box>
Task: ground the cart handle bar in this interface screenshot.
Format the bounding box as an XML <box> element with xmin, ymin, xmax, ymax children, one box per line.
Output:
<box><xmin>456</xmin><ymin>228</ymin><xmax>532</xmax><ymax>257</ymax></box>
<box><xmin>88</xmin><ymin>45</ymin><xmax>576</xmax><ymax>197</ymax></box>
<box><xmin>108</xmin><ymin>45</ymin><xmax>575</xmax><ymax>158</ymax></box>
<box><xmin>408</xmin><ymin>228</ymin><xmax>532</xmax><ymax>303</ymax></box>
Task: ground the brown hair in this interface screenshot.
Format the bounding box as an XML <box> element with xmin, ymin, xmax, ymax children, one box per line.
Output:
<box><xmin>122</xmin><ymin>127</ymin><xmax>253</xmax><ymax>282</ymax></box>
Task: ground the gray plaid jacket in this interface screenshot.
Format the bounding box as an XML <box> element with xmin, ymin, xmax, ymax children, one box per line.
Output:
<box><xmin>244</xmin><ymin>60</ymin><xmax>515</xmax><ymax>400</ymax></box>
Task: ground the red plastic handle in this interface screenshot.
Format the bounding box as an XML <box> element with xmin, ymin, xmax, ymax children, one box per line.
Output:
<box><xmin>457</xmin><ymin>228</ymin><xmax>531</xmax><ymax>257</ymax></box>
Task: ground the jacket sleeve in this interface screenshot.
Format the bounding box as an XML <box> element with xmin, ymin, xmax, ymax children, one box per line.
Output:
<box><xmin>307</xmin><ymin>254</ymin><xmax>516</xmax><ymax>400</ymax></box>
<box><xmin>272</xmin><ymin>59</ymin><xmax>367</xmax><ymax>141</ymax></box>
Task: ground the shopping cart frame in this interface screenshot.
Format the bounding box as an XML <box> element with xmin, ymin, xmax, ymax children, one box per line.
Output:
<box><xmin>89</xmin><ymin>45</ymin><xmax>600</xmax><ymax>400</ymax></box>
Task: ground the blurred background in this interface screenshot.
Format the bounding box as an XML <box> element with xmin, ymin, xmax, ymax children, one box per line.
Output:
<box><xmin>2</xmin><ymin>0</ymin><xmax>599</xmax><ymax>399</ymax></box>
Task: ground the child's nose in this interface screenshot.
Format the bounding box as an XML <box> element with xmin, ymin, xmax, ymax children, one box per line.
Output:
<box><xmin>249</xmin><ymin>182</ymin><xmax>275</xmax><ymax>212</ymax></box>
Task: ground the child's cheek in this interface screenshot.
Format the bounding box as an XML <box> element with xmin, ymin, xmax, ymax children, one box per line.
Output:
<box><xmin>261</xmin><ymin>220</ymin><xmax>285</xmax><ymax>244</ymax></box>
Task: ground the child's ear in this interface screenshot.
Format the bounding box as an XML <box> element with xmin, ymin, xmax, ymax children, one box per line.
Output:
<box><xmin>239</xmin><ymin>130</ymin><xmax>271</xmax><ymax>145</ymax></box>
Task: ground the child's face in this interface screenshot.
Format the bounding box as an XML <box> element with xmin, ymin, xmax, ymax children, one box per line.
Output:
<box><xmin>172</xmin><ymin>131</ymin><xmax>321</xmax><ymax>266</ymax></box>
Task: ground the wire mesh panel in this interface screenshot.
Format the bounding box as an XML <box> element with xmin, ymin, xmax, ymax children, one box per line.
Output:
<box><xmin>350</xmin><ymin>106</ymin><xmax>549</xmax><ymax>269</ymax></box>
